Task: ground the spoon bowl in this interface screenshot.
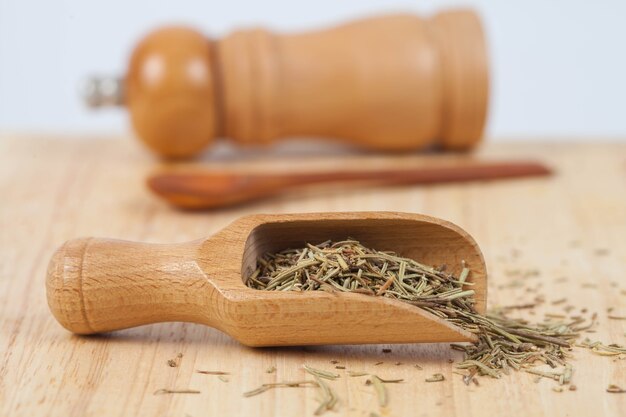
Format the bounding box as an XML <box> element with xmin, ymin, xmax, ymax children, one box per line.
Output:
<box><xmin>47</xmin><ymin>212</ymin><xmax>486</xmax><ymax>346</ymax></box>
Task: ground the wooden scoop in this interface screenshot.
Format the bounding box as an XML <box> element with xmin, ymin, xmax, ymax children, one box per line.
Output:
<box><xmin>46</xmin><ymin>212</ymin><xmax>487</xmax><ymax>346</ymax></box>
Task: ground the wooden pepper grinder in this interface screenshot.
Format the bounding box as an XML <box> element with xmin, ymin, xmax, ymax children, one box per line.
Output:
<box><xmin>84</xmin><ymin>9</ymin><xmax>489</xmax><ymax>158</ymax></box>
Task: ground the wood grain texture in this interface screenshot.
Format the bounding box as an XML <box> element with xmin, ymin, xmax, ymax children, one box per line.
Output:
<box><xmin>125</xmin><ymin>9</ymin><xmax>488</xmax><ymax>158</ymax></box>
<box><xmin>1</xmin><ymin>136</ymin><xmax>625</xmax><ymax>417</ymax></box>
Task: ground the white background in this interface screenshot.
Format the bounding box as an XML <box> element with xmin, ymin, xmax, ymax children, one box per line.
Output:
<box><xmin>1</xmin><ymin>0</ymin><xmax>625</xmax><ymax>140</ymax></box>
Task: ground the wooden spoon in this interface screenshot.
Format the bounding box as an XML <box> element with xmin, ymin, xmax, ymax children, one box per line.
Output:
<box><xmin>46</xmin><ymin>212</ymin><xmax>487</xmax><ymax>346</ymax></box>
<box><xmin>147</xmin><ymin>160</ymin><xmax>551</xmax><ymax>209</ymax></box>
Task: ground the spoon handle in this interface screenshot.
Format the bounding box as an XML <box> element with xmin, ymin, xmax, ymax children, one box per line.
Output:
<box><xmin>46</xmin><ymin>238</ymin><xmax>212</xmax><ymax>334</ymax></box>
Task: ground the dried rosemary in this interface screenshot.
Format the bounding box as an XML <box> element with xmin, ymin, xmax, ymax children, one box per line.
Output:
<box><xmin>243</xmin><ymin>380</ymin><xmax>319</xmax><ymax>397</ymax></box>
<box><xmin>607</xmin><ymin>384</ymin><xmax>626</xmax><ymax>393</ymax></box>
<box><xmin>303</xmin><ymin>365</ymin><xmax>340</xmax><ymax>380</ymax></box>
<box><xmin>425</xmin><ymin>373</ymin><xmax>445</xmax><ymax>382</ymax></box>
<box><xmin>153</xmin><ymin>388</ymin><xmax>200</xmax><ymax>395</ymax></box>
<box><xmin>246</xmin><ymin>239</ymin><xmax>583</xmax><ymax>381</ymax></box>
<box><xmin>369</xmin><ymin>376</ymin><xmax>387</xmax><ymax>407</ymax></box>
<box><xmin>577</xmin><ymin>338</ymin><xmax>626</xmax><ymax>357</ymax></box>
<box><xmin>302</xmin><ymin>365</ymin><xmax>340</xmax><ymax>414</ymax></box>
<box><xmin>196</xmin><ymin>370</ymin><xmax>230</xmax><ymax>375</ymax></box>
<box><xmin>167</xmin><ymin>353</ymin><xmax>183</xmax><ymax>367</ymax></box>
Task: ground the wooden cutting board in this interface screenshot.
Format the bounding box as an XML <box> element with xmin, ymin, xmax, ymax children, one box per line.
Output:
<box><xmin>0</xmin><ymin>136</ymin><xmax>624</xmax><ymax>416</ymax></box>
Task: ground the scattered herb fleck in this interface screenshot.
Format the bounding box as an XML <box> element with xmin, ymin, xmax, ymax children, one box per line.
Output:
<box><xmin>154</xmin><ymin>388</ymin><xmax>200</xmax><ymax>395</ymax></box>
<box><xmin>304</xmin><ymin>365</ymin><xmax>340</xmax><ymax>380</ymax></box>
<box><xmin>243</xmin><ymin>380</ymin><xmax>318</xmax><ymax>398</ymax></box>
<box><xmin>312</xmin><ymin>375</ymin><xmax>338</xmax><ymax>415</ymax></box>
<box><xmin>196</xmin><ymin>370</ymin><xmax>230</xmax><ymax>375</ymax></box>
<box><xmin>167</xmin><ymin>353</ymin><xmax>183</xmax><ymax>367</ymax></box>
<box><xmin>425</xmin><ymin>374</ymin><xmax>445</xmax><ymax>383</ymax></box>
<box><xmin>370</xmin><ymin>376</ymin><xmax>387</xmax><ymax>407</ymax></box>
<box><xmin>607</xmin><ymin>384</ymin><xmax>626</xmax><ymax>394</ymax></box>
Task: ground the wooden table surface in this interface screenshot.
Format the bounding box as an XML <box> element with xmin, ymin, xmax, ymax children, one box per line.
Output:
<box><xmin>1</xmin><ymin>136</ymin><xmax>625</xmax><ymax>417</ymax></box>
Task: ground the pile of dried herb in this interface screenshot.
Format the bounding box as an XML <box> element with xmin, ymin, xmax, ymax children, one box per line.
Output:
<box><xmin>245</xmin><ymin>239</ymin><xmax>590</xmax><ymax>382</ymax></box>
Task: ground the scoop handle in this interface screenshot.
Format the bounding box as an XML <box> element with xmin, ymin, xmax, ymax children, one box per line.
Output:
<box><xmin>46</xmin><ymin>238</ymin><xmax>213</xmax><ymax>334</ymax></box>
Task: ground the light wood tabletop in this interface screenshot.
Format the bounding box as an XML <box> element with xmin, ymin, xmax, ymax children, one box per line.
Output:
<box><xmin>1</xmin><ymin>136</ymin><xmax>625</xmax><ymax>417</ymax></box>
